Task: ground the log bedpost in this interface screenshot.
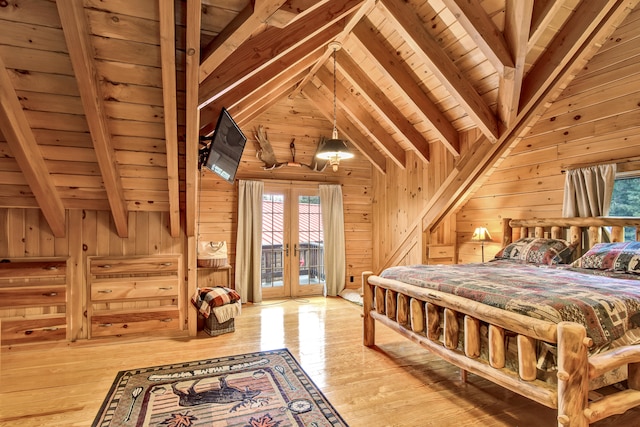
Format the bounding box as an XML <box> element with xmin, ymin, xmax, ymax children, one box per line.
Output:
<box><xmin>556</xmin><ymin>322</ymin><xmax>589</xmax><ymax>427</ymax></box>
<box><xmin>363</xmin><ymin>271</ymin><xmax>375</xmax><ymax>347</ymax></box>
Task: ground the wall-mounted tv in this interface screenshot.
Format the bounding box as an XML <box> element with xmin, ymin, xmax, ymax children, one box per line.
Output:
<box><xmin>200</xmin><ymin>108</ymin><xmax>247</xmax><ymax>184</ymax></box>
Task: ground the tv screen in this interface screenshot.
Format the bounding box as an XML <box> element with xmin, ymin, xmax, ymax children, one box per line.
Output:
<box><xmin>203</xmin><ymin>108</ymin><xmax>247</xmax><ymax>184</ymax></box>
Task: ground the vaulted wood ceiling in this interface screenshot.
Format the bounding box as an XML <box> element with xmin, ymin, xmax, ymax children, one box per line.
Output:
<box><xmin>0</xmin><ymin>0</ymin><xmax>637</xmax><ymax>239</ymax></box>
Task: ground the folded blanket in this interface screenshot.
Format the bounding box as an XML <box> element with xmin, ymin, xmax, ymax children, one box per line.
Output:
<box><xmin>212</xmin><ymin>301</ymin><xmax>241</xmax><ymax>323</ymax></box>
<box><xmin>191</xmin><ymin>287</ymin><xmax>241</xmax><ymax>318</ymax></box>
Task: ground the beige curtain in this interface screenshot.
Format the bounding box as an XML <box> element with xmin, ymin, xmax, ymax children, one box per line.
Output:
<box><xmin>236</xmin><ymin>180</ymin><xmax>264</xmax><ymax>303</ymax></box>
<box><xmin>562</xmin><ymin>164</ymin><xmax>616</xmax><ymax>217</ymax></box>
<box><xmin>319</xmin><ymin>184</ymin><xmax>346</xmax><ymax>296</ymax></box>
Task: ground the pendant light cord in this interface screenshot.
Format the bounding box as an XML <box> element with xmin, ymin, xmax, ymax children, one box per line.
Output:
<box><xmin>332</xmin><ymin>47</ymin><xmax>338</xmax><ymax>139</ymax></box>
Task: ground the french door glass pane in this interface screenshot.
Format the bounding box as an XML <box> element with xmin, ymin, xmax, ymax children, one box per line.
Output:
<box><xmin>298</xmin><ymin>196</ymin><xmax>324</xmax><ymax>286</ymax></box>
<box><xmin>261</xmin><ymin>194</ymin><xmax>284</xmax><ymax>288</ymax></box>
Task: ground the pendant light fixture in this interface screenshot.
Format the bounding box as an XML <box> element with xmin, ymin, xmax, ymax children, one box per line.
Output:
<box><xmin>316</xmin><ymin>41</ymin><xmax>354</xmax><ymax>172</ymax></box>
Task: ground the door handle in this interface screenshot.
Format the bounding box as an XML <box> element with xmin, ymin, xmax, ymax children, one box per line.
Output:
<box><xmin>294</xmin><ymin>244</ymin><xmax>298</xmax><ymax>257</ymax></box>
<box><xmin>285</xmin><ymin>243</ymin><xmax>289</xmax><ymax>256</ymax></box>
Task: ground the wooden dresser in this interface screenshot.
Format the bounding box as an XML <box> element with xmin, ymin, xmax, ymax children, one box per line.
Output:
<box><xmin>87</xmin><ymin>254</ymin><xmax>183</xmax><ymax>339</ymax></box>
<box><xmin>0</xmin><ymin>257</ymin><xmax>70</xmax><ymax>346</ymax></box>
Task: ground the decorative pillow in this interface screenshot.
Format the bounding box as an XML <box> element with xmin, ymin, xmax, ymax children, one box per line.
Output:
<box><xmin>494</xmin><ymin>237</ymin><xmax>576</xmax><ymax>265</ymax></box>
<box><xmin>571</xmin><ymin>242</ymin><xmax>640</xmax><ymax>274</ymax></box>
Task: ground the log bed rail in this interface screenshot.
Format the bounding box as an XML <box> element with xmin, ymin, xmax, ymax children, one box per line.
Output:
<box><xmin>363</xmin><ymin>217</ymin><xmax>640</xmax><ymax>427</ymax></box>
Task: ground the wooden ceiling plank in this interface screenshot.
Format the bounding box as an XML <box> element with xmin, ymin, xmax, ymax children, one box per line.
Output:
<box><xmin>158</xmin><ymin>0</ymin><xmax>180</xmax><ymax>238</ymax></box>
<box><xmin>528</xmin><ymin>0</ymin><xmax>564</xmax><ymax>51</ymax></box>
<box><xmin>198</xmin><ymin>0</ymin><xmax>364</xmax><ymax>108</ymax></box>
<box><xmin>315</xmin><ymin>67</ymin><xmax>406</xmax><ymax>169</ymax></box>
<box><xmin>199</xmin><ymin>0</ymin><xmax>287</xmax><ymax>83</ymax></box>
<box><xmin>352</xmin><ymin>19</ymin><xmax>459</xmax><ymax>156</ymax></box>
<box><xmin>234</xmin><ymin>70</ymin><xmax>309</xmax><ymax>126</ymax></box>
<box><xmin>199</xmin><ymin>41</ymin><xmax>327</xmax><ymax>134</ymax></box>
<box><xmin>520</xmin><ymin>0</ymin><xmax>619</xmax><ymax>113</ymax></box>
<box><xmin>290</xmin><ymin>0</ymin><xmax>376</xmax><ymax>98</ymax></box>
<box><xmin>266</xmin><ymin>0</ymin><xmax>330</xmax><ymax>28</ymax></box>
<box><xmin>497</xmin><ymin>0</ymin><xmax>534</xmax><ymax>128</ymax></box>
<box><xmin>56</xmin><ymin>0</ymin><xmax>128</xmax><ymax>237</ymax></box>
<box><xmin>303</xmin><ymin>84</ymin><xmax>387</xmax><ymax>174</ymax></box>
<box><xmin>0</xmin><ymin>59</ymin><xmax>66</xmax><ymax>237</ymax></box>
<box><xmin>442</xmin><ymin>0</ymin><xmax>515</xmax><ymax>75</ymax></box>
<box><xmin>421</xmin><ymin>0</ymin><xmax>639</xmax><ymax>234</ymax></box>
<box><xmin>378</xmin><ymin>0</ymin><xmax>500</xmax><ymax>143</ymax></box>
<box><xmin>185</xmin><ymin>0</ymin><xmax>202</xmax><ymax>238</ymax></box>
<box><xmin>336</xmin><ymin>49</ymin><xmax>430</xmax><ymax>163</ymax></box>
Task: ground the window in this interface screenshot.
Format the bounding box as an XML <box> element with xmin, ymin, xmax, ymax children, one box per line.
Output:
<box><xmin>609</xmin><ymin>175</ymin><xmax>640</xmax><ymax>241</ymax></box>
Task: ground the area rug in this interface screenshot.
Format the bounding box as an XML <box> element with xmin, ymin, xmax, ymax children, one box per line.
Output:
<box><xmin>93</xmin><ymin>348</ymin><xmax>348</xmax><ymax>427</ymax></box>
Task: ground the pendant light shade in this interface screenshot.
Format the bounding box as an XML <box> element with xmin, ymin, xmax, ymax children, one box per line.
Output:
<box><xmin>316</xmin><ymin>41</ymin><xmax>353</xmax><ymax>171</ymax></box>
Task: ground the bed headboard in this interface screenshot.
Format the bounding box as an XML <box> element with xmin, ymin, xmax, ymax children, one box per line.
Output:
<box><xmin>502</xmin><ymin>217</ymin><xmax>640</xmax><ymax>257</ymax></box>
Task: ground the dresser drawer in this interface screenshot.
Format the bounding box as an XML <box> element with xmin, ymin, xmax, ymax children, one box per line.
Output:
<box><xmin>91</xmin><ymin>277</ymin><xmax>178</xmax><ymax>301</ymax></box>
<box><xmin>91</xmin><ymin>308</ymin><xmax>180</xmax><ymax>337</ymax></box>
<box><xmin>89</xmin><ymin>256</ymin><xmax>179</xmax><ymax>275</ymax></box>
<box><xmin>428</xmin><ymin>245</ymin><xmax>455</xmax><ymax>259</ymax></box>
<box><xmin>1</xmin><ymin>316</ymin><xmax>67</xmax><ymax>345</ymax></box>
<box><xmin>0</xmin><ymin>285</ymin><xmax>66</xmax><ymax>308</ymax></box>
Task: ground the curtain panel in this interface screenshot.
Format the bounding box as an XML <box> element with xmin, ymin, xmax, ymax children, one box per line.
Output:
<box><xmin>562</xmin><ymin>164</ymin><xmax>616</xmax><ymax>217</ymax></box>
<box><xmin>236</xmin><ymin>180</ymin><xmax>264</xmax><ymax>303</ymax></box>
<box><xmin>319</xmin><ymin>184</ymin><xmax>346</xmax><ymax>296</ymax></box>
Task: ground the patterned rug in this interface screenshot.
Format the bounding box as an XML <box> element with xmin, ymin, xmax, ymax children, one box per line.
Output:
<box><xmin>93</xmin><ymin>348</ymin><xmax>347</xmax><ymax>427</ymax></box>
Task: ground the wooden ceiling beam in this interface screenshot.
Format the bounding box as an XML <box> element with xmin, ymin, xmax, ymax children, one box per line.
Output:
<box><xmin>303</xmin><ymin>84</ymin><xmax>387</xmax><ymax>174</ymax></box>
<box><xmin>185</xmin><ymin>0</ymin><xmax>201</xmax><ymax>238</ymax></box>
<box><xmin>57</xmin><ymin>0</ymin><xmax>128</xmax><ymax>237</ymax></box>
<box><xmin>420</xmin><ymin>0</ymin><xmax>639</xmax><ymax>234</ymax></box>
<box><xmin>199</xmin><ymin>0</ymin><xmax>287</xmax><ymax>83</ymax></box>
<box><xmin>266</xmin><ymin>0</ymin><xmax>330</xmax><ymax>28</ymax></box>
<box><xmin>528</xmin><ymin>0</ymin><xmax>564</xmax><ymax>51</ymax></box>
<box><xmin>0</xmin><ymin>60</ymin><xmax>66</xmax><ymax>237</ymax></box>
<box><xmin>351</xmin><ymin>19</ymin><xmax>459</xmax><ymax>157</ymax></box>
<box><xmin>198</xmin><ymin>0</ymin><xmax>364</xmax><ymax>108</ymax></box>
<box><xmin>234</xmin><ymin>70</ymin><xmax>308</xmax><ymax>126</ymax></box>
<box><xmin>336</xmin><ymin>49</ymin><xmax>430</xmax><ymax>163</ymax></box>
<box><xmin>158</xmin><ymin>0</ymin><xmax>180</xmax><ymax>238</ymax></box>
<box><xmin>315</xmin><ymin>67</ymin><xmax>406</xmax><ymax>169</ymax></box>
<box><xmin>290</xmin><ymin>0</ymin><xmax>376</xmax><ymax>99</ymax></box>
<box><xmin>199</xmin><ymin>41</ymin><xmax>327</xmax><ymax>135</ymax></box>
<box><xmin>441</xmin><ymin>0</ymin><xmax>515</xmax><ymax>76</ymax></box>
<box><xmin>497</xmin><ymin>0</ymin><xmax>533</xmax><ymax>128</ymax></box>
<box><xmin>378</xmin><ymin>0</ymin><xmax>499</xmax><ymax>144</ymax></box>
<box><xmin>520</xmin><ymin>0</ymin><xmax>619</xmax><ymax>113</ymax></box>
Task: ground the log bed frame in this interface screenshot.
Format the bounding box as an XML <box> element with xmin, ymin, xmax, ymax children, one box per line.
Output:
<box><xmin>363</xmin><ymin>217</ymin><xmax>640</xmax><ymax>427</ymax></box>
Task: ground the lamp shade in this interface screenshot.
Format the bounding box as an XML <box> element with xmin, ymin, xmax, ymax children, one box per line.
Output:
<box><xmin>316</xmin><ymin>138</ymin><xmax>354</xmax><ymax>171</ymax></box>
<box><xmin>471</xmin><ymin>227</ymin><xmax>492</xmax><ymax>242</ymax></box>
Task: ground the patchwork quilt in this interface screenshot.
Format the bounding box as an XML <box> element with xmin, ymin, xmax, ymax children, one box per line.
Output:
<box><xmin>380</xmin><ymin>260</ymin><xmax>640</xmax><ymax>349</ymax></box>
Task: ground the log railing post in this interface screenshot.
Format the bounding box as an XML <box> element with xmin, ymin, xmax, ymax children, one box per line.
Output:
<box><xmin>363</xmin><ymin>271</ymin><xmax>375</xmax><ymax>347</ymax></box>
<box><xmin>556</xmin><ymin>322</ymin><xmax>589</xmax><ymax>427</ymax></box>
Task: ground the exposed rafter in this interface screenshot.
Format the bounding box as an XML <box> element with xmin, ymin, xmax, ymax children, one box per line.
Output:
<box><xmin>159</xmin><ymin>0</ymin><xmax>181</xmax><ymax>238</ymax></box>
<box><xmin>57</xmin><ymin>0</ymin><xmax>128</xmax><ymax>237</ymax></box>
<box><xmin>0</xmin><ymin>58</ymin><xmax>66</xmax><ymax>238</ymax></box>
<box><xmin>378</xmin><ymin>0</ymin><xmax>500</xmax><ymax>144</ymax></box>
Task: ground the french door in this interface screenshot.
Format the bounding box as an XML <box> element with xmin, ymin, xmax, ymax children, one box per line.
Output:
<box><xmin>261</xmin><ymin>184</ymin><xmax>325</xmax><ymax>298</ymax></box>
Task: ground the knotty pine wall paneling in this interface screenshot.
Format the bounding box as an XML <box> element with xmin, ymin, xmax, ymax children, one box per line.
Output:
<box><xmin>457</xmin><ymin>8</ymin><xmax>640</xmax><ymax>263</ymax></box>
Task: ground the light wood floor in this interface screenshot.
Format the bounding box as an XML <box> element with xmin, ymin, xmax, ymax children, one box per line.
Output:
<box><xmin>2</xmin><ymin>297</ymin><xmax>639</xmax><ymax>426</ymax></box>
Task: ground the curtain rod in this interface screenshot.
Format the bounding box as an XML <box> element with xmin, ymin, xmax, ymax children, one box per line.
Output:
<box><xmin>560</xmin><ymin>156</ymin><xmax>640</xmax><ymax>173</ymax></box>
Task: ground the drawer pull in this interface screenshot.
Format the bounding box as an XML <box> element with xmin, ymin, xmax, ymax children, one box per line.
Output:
<box><xmin>24</xmin><ymin>327</ymin><xmax>59</xmax><ymax>334</ymax></box>
<box><xmin>99</xmin><ymin>264</ymin><xmax>112</xmax><ymax>269</ymax></box>
<box><xmin>161</xmin><ymin>262</ymin><xmax>173</xmax><ymax>266</ymax></box>
<box><xmin>99</xmin><ymin>323</ymin><xmax>113</xmax><ymax>327</ymax></box>
<box><xmin>43</xmin><ymin>327</ymin><xmax>59</xmax><ymax>332</ymax></box>
<box><xmin>98</xmin><ymin>289</ymin><xmax>113</xmax><ymax>294</ymax></box>
<box><xmin>159</xmin><ymin>286</ymin><xmax>173</xmax><ymax>291</ymax></box>
<box><xmin>161</xmin><ymin>318</ymin><xmax>173</xmax><ymax>323</ymax></box>
<box><xmin>43</xmin><ymin>292</ymin><xmax>58</xmax><ymax>297</ymax></box>
<box><xmin>45</xmin><ymin>266</ymin><xmax>58</xmax><ymax>271</ymax></box>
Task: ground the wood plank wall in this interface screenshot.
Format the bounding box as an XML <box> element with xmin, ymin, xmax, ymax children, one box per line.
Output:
<box><xmin>197</xmin><ymin>94</ymin><xmax>373</xmax><ymax>291</ymax></box>
<box><xmin>457</xmin><ymin>7</ymin><xmax>640</xmax><ymax>263</ymax></box>
<box><xmin>0</xmin><ymin>208</ymin><xmax>184</xmax><ymax>340</ymax></box>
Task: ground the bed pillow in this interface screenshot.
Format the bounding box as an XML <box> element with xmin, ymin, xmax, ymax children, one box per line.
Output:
<box><xmin>571</xmin><ymin>242</ymin><xmax>640</xmax><ymax>274</ymax></box>
<box><xmin>494</xmin><ymin>237</ymin><xmax>576</xmax><ymax>265</ymax></box>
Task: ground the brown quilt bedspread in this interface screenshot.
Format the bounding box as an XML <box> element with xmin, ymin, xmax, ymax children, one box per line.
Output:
<box><xmin>379</xmin><ymin>260</ymin><xmax>640</xmax><ymax>349</ymax></box>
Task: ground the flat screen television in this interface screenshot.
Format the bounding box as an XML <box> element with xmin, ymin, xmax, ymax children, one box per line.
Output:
<box><xmin>201</xmin><ymin>108</ymin><xmax>247</xmax><ymax>184</ymax></box>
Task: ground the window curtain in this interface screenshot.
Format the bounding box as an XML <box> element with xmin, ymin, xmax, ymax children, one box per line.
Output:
<box><xmin>562</xmin><ymin>164</ymin><xmax>616</xmax><ymax>217</ymax></box>
<box><xmin>319</xmin><ymin>184</ymin><xmax>346</xmax><ymax>296</ymax></box>
<box><xmin>236</xmin><ymin>180</ymin><xmax>264</xmax><ymax>303</ymax></box>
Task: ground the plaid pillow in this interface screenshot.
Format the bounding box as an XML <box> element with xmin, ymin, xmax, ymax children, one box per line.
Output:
<box><xmin>494</xmin><ymin>237</ymin><xmax>576</xmax><ymax>265</ymax></box>
<box><xmin>571</xmin><ymin>242</ymin><xmax>640</xmax><ymax>274</ymax></box>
